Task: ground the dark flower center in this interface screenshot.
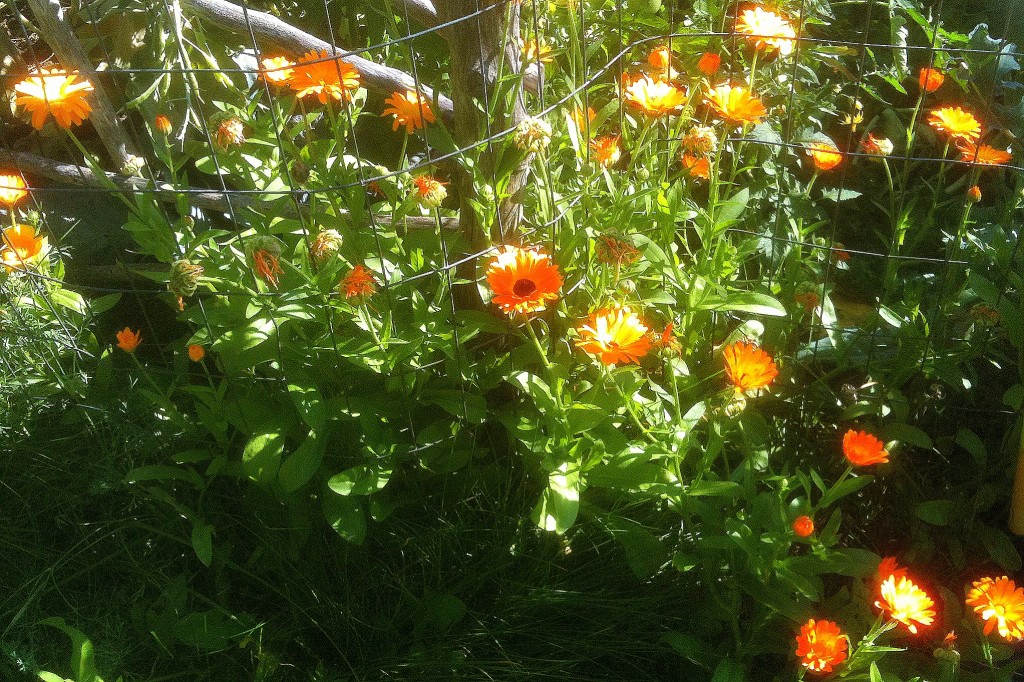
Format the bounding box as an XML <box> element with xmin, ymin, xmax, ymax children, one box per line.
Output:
<box><xmin>513</xmin><ymin>278</ymin><xmax>537</xmax><ymax>297</ymax></box>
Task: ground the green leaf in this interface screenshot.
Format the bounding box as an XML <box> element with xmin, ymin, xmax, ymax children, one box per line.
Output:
<box><xmin>39</xmin><ymin>617</ymin><xmax>101</xmax><ymax>682</ymax></box>
<box><xmin>288</xmin><ymin>375</ymin><xmax>326</xmax><ymax>430</ymax></box>
<box><xmin>531</xmin><ymin>463</ymin><xmax>580</xmax><ymax>534</ymax></box>
<box><xmin>125</xmin><ymin>465</ymin><xmax>203</xmax><ymax>489</ymax></box>
<box><xmin>327</xmin><ymin>464</ymin><xmax>391</xmax><ymax>496</ymax></box>
<box><xmin>698</xmin><ymin>291</ymin><xmax>787</xmax><ymax>317</ymax></box>
<box><xmin>915</xmin><ymin>500</ymin><xmax>954</xmax><ymax>526</ymax></box>
<box><xmin>191</xmin><ymin>523</ymin><xmax>213</xmax><ymax>567</ymax></box>
<box><xmin>979</xmin><ymin>524</ymin><xmax>1023</xmax><ymax>571</ymax></box>
<box><xmin>870</xmin><ymin>661</ymin><xmax>883</xmax><ymax>682</ymax></box>
<box><xmin>241</xmin><ymin>431</ymin><xmax>285</xmax><ymax>484</ymax></box>
<box><xmin>714</xmin><ymin>188</ymin><xmax>750</xmax><ymax>231</ymax></box>
<box><xmin>277</xmin><ymin>431</ymin><xmax>327</xmax><ymax>493</ymax></box>
<box><xmin>687</xmin><ymin>480</ymin><xmax>743</xmax><ymax>497</ymax></box>
<box><xmin>323</xmin><ymin>492</ymin><xmax>366</xmax><ymax>544</ymax></box>
<box><xmin>820</xmin><ymin>475</ymin><xmax>874</xmax><ymax>507</ymax></box>
<box><xmin>711</xmin><ymin>657</ymin><xmax>744</xmax><ymax>682</ymax></box>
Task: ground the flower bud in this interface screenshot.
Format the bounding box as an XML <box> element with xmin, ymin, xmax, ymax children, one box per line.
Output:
<box><xmin>967</xmin><ymin>185</ymin><xmax>982</xmax><ymax>203</ymax></box>
<box><xmin>412</xmin><ymin>175</ymin><xmax>447</xmax><ymax>209</ymax></box>
<box><xmin>168</xmin><ymin>259</ymin><xmax>204</xmax><ymax>309</ymax></box>
<box><xmin>121</xmin><ymin>155</ymin><xmax>146</xmax><ymax>177</ymax></box>
<box><xmin>514</xmin><ymin>116</ymin><xmax>552</xmax><ymax>153</ymax></box>
<box><xmin>309</xmin><ymin>229</ymin><xmax>343</xmax><ymax>267</ymax></box>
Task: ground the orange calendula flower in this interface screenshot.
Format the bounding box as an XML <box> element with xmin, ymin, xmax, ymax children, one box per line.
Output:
<box><xmin>648</xmin><ymin>45</ymin><xmax>672</xmax><ymax>70</ymax></box>
<box><xmin>187</xmin><ymin>344</ymin><xmax>206</xmax><ymax>362</ymax></box>
<box><xmin>521</xmin><ymin>37</ymin><xmax>553</xmax><ymax>64</ymax></box>
<box><xmin>918</xmin><ymin>67</ymin><xmax>944</xmax><ymax>93</ymax></box>
<box><xmin>877</xmin><ymin>556</ymin><xmax>908</xmax><ymax>584</ymax></box>
<box><xmin>807</xmin><ymin>142</ymin><xmax>843</xmax><ymax>171</ymax></box>
<box><xmin>682</xmin><ymin>154</ymin><xmax>711</xmax><ymax>180</ymax></box>
<box><xmin>623</xmin><ymin>75</ymin><xmax>687</xmax><ymax>117</ymax></box>
<box><xmin>861</xmin><ymin>133</ymin><xmax>894</xmax><ymax>157</ymax></box>
<box><xmin>412</xmin><ymin>175</ymin><xmax>448</xmax><ymax>209</ymax></box>
<box><xmin>966</xmin><ymin>576</ymin><xmax>1024</xmax><ymax>643</ymax></box>
<box><xmin>154</xmin><ymin>114</ymin><xmax>172</xmax><ymax>135</ymax></box>
<box><xmin>214</xmin><ymin>116</ymin><xmax>246</xmax><ymax>149</ymax></box>
<box><xmin>956</xmin><ymin>140</ymin><xmax>1012</xmax><ymax>166</ymax></box>
<box><xmin>0</xmin><ymin>174</ymin><xmax>28</xmax><ymax>206</ymax></box>
<box><xmin>842</xmin><ymin>429</ymin><xmax>889</xmax><ymax>466</ymax></box>
<box><xmin>697</xmin><ymin>52</ymin><xmax>722</xmax><ymax>76</ymax></box>
<box><xmin>570</xmin><ymin>106</ymin><xmax>597</xmax><ymax>137</ymax></box>
<box><xmin>576</xmin><ymin>307</ymin><xmax>652</xmax><ymax>365</ymax></box>
<box><xmin>794</xmin><ymin>289</ymin><xmax>820</xmax><ymax>313</ymax></box>
<box><xmin>723</xmin><ymin>340</ymin><xmax>778</xmax><ymax>392</ymax></box>
<box><xmin>795</xmin><ymin>619</ymin><xmax>848</xmax><ymax>674</ymax></box>
<box><xmin>927</xmin><ymin>107</ymin><xmax>981</xmax><ymax>143</ymax></box>
<box><xmin>288</xmin><ymin>50</ymin><xmax>361</xmax><ymax>104</ymax></box>
<box><xmin>705</xmin><ymin>83</ymin><xmax>767</xmax><ymax>125</ymax></box>
<box><xmin>382</xmin><ymin>90</ymin><xmax>436</xmax><ymax>134</ymax></box>
<box><xmin>248</xmin><ymin>237</ymin><xmax>284</xmax><ymax>288</ymax></box>
<box><xmin>876</xmin><ymin>574</ymin><xmax>936</xmax><ymax>634</ymax></box>
<box><xmin>486</xmin><ymin>246</ymin><xmax>563</xmax><ymax>316</ymax></box>
<box><xmin>260</xmin><ymin>56</ymin><xmax>295</xmax><ymax>85</ymax></box>
<box><xmin>735</xmin><ymin>6</ymin><xmax>797</xmax><ymax>55</ymax></box>
<box><xmin>590</xmin><ymin>135</ymin><xmax>621</xmax><ymax>168</ymax></box>
<box><xmin>967</xmin><ymin>185</ymin><xmax>982</xmax><ymax>203</ymax></box>
<box><xmin>116</xmin><ymin>327</ymin><xmax>142</xmax><ymax>353</ymax></box>
<box><xmin>654</xmin><ymin>322</ymin><xmax>682</xmax><ymax>355</ymax></box>
<box><xmin>340</xmin><ymin>265</ymin><xmax>377</xmax><ymax>300</ymax></box>
<box><xmin>1</xmin><ymin>223</ymin><xmax>48</xmax><ymax>270</ymax></box>
<box><xmin>792</xmin><ymin>515</ymin><xmax>814</xmax><ymax>537</ymax></box>
<box><xmin>13</xmin><ymin>69</ymin><xmax>94</xmax><ymax>130</ymax></box>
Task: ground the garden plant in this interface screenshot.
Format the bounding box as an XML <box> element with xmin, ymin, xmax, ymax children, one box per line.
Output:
<box><xmin>1</xmin><ymin>0</ymin><xmax>1024</xmax><ymax>679</ymax></box>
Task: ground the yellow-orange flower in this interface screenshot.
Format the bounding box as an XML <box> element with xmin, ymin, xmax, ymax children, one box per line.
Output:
<box><xmin>735</xmin><ymin>6</ymin><xmax>797</xmax><ymax>55</ymax></box>
<box><xmin>154</xmin><ymin>114</ymin><xmax>172</xmax><ymax>135</ymax></box>
<box><xmin>966</xmin><ymin>576</ymin><xmax>1024</xmax><ymax>643</ymax></box>
<box><xmin>1</xmin><ymin>223</ymin><xmax>48</xmax><ymax>270</ymax></box>
<box><xmin>214</xmin><ymin>116</ymin><xmax>246</xmax><ymax>149</ymax></box>
<box><xmin>928</xmin><ymin>107</ymin><xmax>981</xmax><ymax>143</ymax></box>
<box><xmin>918</xmin><ymin>67</ymin><xmax>944</xmax><ymax>93</ymax></box>
<box><xmin>288</xmin><ymin>50</ymin><xmax>361</xmax><ymax>104</ymax></box>
<box><xmin>260</xmin><ymin>56</ymin><xmax>295</xmax><ymax>85</ymax></box>
<box><xmin>570</xmin><ymin>106</ymin><xmax>597</xmax><ymax>137</ymax></box>
<box><xmin>723</xmin><ymin>340</ymin><xmax>778</xmax><ymax>392</ymax></box>
<box><xmin>188</xmin><ymin>344</ymin><xmax>206</xmax><ymax>362</ymax></box>
<box><xmin>576</xmin><ymin>307</ymin><xmax>652</xmax><ymax>365</ymax></box>
<box><xmin>842</xmin><ymin>429</ymin><xmax>889</xmax><ymax>466</ymax></box>
<box><xmin>486</xmin><ymin>246</ymin><xmax>563</xmax><ymax>316</ymax></box>
<box><xmin>14</xmin><ymin>69</ymin><xmax>94</xmax><ymax>130</ymax></box>
<box><xmin>0</xmin><ymin>174</ymin><xmax>28</xmax><ymax>206</ymax></box>
<box><xmin>705</xmin><ymin>83</ymin><xmax>767</xmax><ymax>125</ymax></box>
<box><xmin>792</xmin><ymin>515</ymin><xmax>814</xmax><ymax>537</ymax></box>
<box><xmin>648</xmin><ymin>46</ymin><xmax>671</xmax><ymax>70</ymax></box>
<box><xmin>251</xmin><ymin>249</ymin><xmax>283</xmax><ymax>288</ymax></box>
<box><xmin>875</xmin><ymin>575</ymin><xmax>936</xmax><ymax>634</ymax></box>
<box><xmin>590</xmin><ymin>135</ymin><xmax>621</xmax><ymax>168</ymax></box>
<box><xmin>877</xmin><ymin>556</ymin><xmax>907</xmax><ymax>584</ymax></box>
<box><xmin>340</xmin><ymin>265</ymin><xmax>377</xmax><ymax>300</ymax></box>
<box><xmin>682</xmin><ymin>154</ymin><xmax>711</xmax><ymax>179</ymax></box>
<box><xmin>381</xmin><ymin>90</ymin><xmax>436</xmax><ymax>134</ymax></box>
<box><xmin>967</xmin><ymin>185</ymin><xmax>982</xmax><ymax>203</ymax></box>
<box><xmin>623</xmin><ymin>75</ymin><xmax>686</xmax><ymax>117</ymax></box>
<box><xmin>794</xmin><ymin>619</ymin><xmax>848</xmax><ymax>674</ymax></box>
<box><xmin>697</xmin><ymin>52</ymin><xmax>721</xmax><ymax>76</ymax></box>
<box><xmin>807</xmin><ymin>142</ymin><xmax>843</xmax><ymax>171</ymax></box>
<box><xmin>521</xmin><ymin>37</ymin><xmax>553</xmax><ymax>64</ymax></box>
<box><xmin>956</xmin><ymin>140</ymin><xmax>1012</xmax><ymax>166</ymax></box>
<box><xmin>116</xmin><ymin>327</ymin><xmax>142</xmax><ymax>353</ymax></box>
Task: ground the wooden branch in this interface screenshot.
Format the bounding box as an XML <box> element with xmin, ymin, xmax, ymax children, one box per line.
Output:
<box><xmin>26</xmin><ymin>0</ymin><xmax>140</xmax><ymax>169</ymax></box>
<box><xmin>400</xmin><ymin>0</ymin><xmax>441</xmax><ymax>32</ymax></box>
<box><xmin>0</xmin><ymin>148</ymin><xmax>456</xmax><ymax>230</ymax></box>
<box><xmin>180</xmin><ymin>0</ymin><xmax>455</xmax><ymax>121</ymax></box>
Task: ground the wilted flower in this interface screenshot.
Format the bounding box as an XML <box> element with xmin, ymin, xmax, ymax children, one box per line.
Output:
<box><xmin>168</xmin><ymin>259</ymin><xmax>204</xmax><ymax>310</ymax></box>
<box><xmin>792</xmin><ymin>515</ymin><xmax>814</xmax><ymax>537</ymax></box>
<box><xmin>861</xmin><ymin>133</ymin><xmax>894</xmax><ymax>157</ymax></box>
<box><xmin>14</xmin><ymin>69</ymin><xmax>94</xmax><ymax>129</ymax></box>
<box><xmin>794</xmin><ymin>284</ymin><xmax>820</xmax><ymax>313</ymax></box>
<box><xmin>340</xmin><ymin>264</ymin><xmax>377</xmax><ymax>300</ymax></box>
<box><xmin>310</xmin><ymin>229</ymin><xmax>343</xmax><ymax>266</ymax></box>
<box><xmin>876</xmin><ymin>574</ymin><xmax>936</xmax><ymax>634</ymax></box>
<box><xmin>806</xmin><ymin>142</ymin><xmax>843</xmax><ymax>171</ymax></box>
<box><xmin>212</xmin><ymin>114</ymin><xmax>246</xmax><ymax>149</ymax></box>
<box><xmin>596</xmin><ymin>235</ymin><xmax>641</xmax><ymax>266</ymax></box>
<box><xmin>735</xmin><ymin>7</ymin><xmax>797</xmax><ymax>55</ymax></box>
<box><xmin>590</xmin><ymin>135</ymin><xmax>621</xmax><ymax>168</ymax></box>
<box><xmin>697</xmin><ymin>52</ymin><xmax>722</xmax><ymax>76</ymax></box>
<box><xmin>515</xmin><ymin>116</ymin><xmax>553</xmax><ymax>153</ymax></box>
<box><xmin>970</xmin><ymin>303</ymin><xmax>1000</xmax><ymax>326</ymax></box>
<box><xmin>260</xmin><ymin>56</ymin><xmax>295</xmax><ymax>85</ymax></box>
<box><xmin>288</xmin><ymin>49</ymin><xmax>361</xmax><ymax>104</ymax></box>
<box><xmin>486</xmin><ymin>245</ymin><xmax>563</xmax><ymax>316</ymax></box>
<box><xmin>0</xmin><ymin>174</ymin><xmax>28</xmax><ymax>206</ymax></box>
<box><xmin>965</xmin><ymin>576</ymin><xmax>1024</xmax><ymax>643</ymax></box>
<box><xmin>723</xmin><ymin>340</ymin><xmax>778</xmax><ymax>392</ymax></box>
<box><xmin>795</xmin><ymin>619</ymin><xmax>848</xmax><ymax>674</ymax></box>
<box><xmin>116</xmin><ymin>327</ymin><xmax>142</xmax><ymax>353</ymax></box>
<box><xmin>1</xmin><ymin>223</ymin><xmax>48</xmax><ymax>270</ymax></box>
<box><xmin>705</xmin><ymin>83</ymin><xmax>767</xmax><ymax>125</ymax></box>
<box><xmin>121</xmin><ymin>154</ymin><xmax>146</xmax><ymax>178</ymax></box>
<box><xmin>956</xmin><ymin>140</ymin><xmax>1012</xmax><ymax>166</ymax></box>
<box><xmin>623</xmin><ymin>75</ymin><xmax>686</xmax><ymax>117</ymax></box>
<box><xmin>576</xmin><ymin>307</ymin><xmax>652</xmax><ymax>365</ymax></box>
<box><xmin>842</xmin><ymin>429</ymin><xmax>889</xmax><ymax>466</ymax></box>
<box><xmin>681</xmin><ymin>125</ymin><xmax>719</xmax><ymax>155</ymax></box>
<box><xmin>382</xmin><ymin>90</ymin><xmax>436</xmax><ymax>134</ymax></box>
<box><xmin>188</xmin><ymin>344</ymin><xmax>206</xmax><ymax>362</ymax></box>
<box><xmin>154</xmin><ymin>114</ymin><xmax>173</xmax><ymax>135</ymax></box>
<box><xmin>247</xmin><ymin>235</ymin><xmax>284</xmax><ymax>288</ymax></box>
<box><xmin>653</xmin><ymin>322</ymin><xmax>681</xmax><ymax>355</ymax></box>
<box><xmin>918</xmin><ymin>67</ymin><xmax>944</xmax><ymax>93</ymax></box>
<box><xmin>521</xmin><ymin>37</ymin><xmax>553</xmax><ymax>64</ymax></box>
<box><xmin>412</xmin><ymin>175</ymin><xmax>448</xmax><ymax>209</ymax></box>
<box><xmin>928</xmin><ymin>106</ymin><xmax>981</xmax><ymax>143</ymax></box>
